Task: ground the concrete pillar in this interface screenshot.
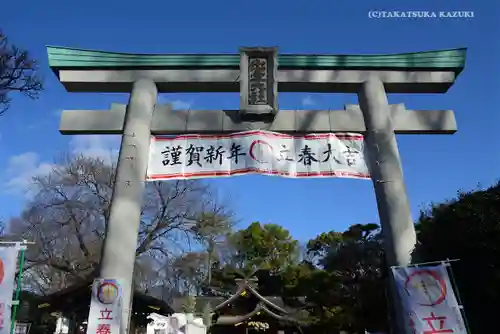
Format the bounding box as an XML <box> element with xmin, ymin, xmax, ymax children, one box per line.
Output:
<box><xmin>358</xmin><ymin>78</ymin><xmax>417</xmax><ymax>333</ymax></box>
<box><xmin>99</xmin><ymin>79</ymin><xmax>158</xmax><ymax>334</ymax></box>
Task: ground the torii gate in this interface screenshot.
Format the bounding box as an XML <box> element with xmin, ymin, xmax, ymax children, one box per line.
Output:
<box><xmin>48</xmin><ymin>46</ymin><xmax>466</xmax><ymax>334</ymax></box>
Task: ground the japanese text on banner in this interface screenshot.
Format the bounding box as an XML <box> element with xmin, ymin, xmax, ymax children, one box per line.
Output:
<box><xmin>0</xmin><ymin>247</ymin><xmax>20</xmax><ymax>334</ymax></box>
<box><xmin>85</xmin><ymin>279</ymin><xmax>122</xmax><ymax>334</ymax></box>
<box><xmin>146</xmin><ymin>131</ymin><xmax>370</xmax><ymax>181</ymax></box>
<box><xmin>392</xmin><ymin>264</ymin><xmax>467</xmax><ymax>334</ymax></box>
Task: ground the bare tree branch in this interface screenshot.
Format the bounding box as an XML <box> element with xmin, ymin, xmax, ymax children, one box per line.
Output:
<box><xmin>8</xmin><ymin>154</ymin><xmax>233</xmax><ymax>296</ymax></box>
<box><xmin>0</xmin><ymin>220</ymin><xmax>5</xmax><ymax>238</ymax></box>
<box><xmin>0</xmin><ymin>30</ymin><xmax>43</xmax><ymax>115</ymax></box>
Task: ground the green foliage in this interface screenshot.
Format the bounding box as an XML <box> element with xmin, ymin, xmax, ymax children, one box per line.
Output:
<box><xmin>319</xmin><ymin>224</ymin><xmax>381</xmax><ymax>271</ymax></box>
<box><xmin>414</xmin><ymin>182</ymin><xmax>500</xmax><ymax>333</ymax></box>
<box><xmin>228</xmin><ymin>222</ymin><xmax>300</xmax><ymax>272</ymax></box>
<box><xmin>208</xmin><ymin>265</ymin><xmax>246</xmax><ymax>294</ymax></box>
<box><xmin>271</xmin><ymin>223</ymin><xmax>387</xmax><ymax>333</ymax></box>
<box><xmin>200</xmin><ymin>181</ymin><xmax>500</xmax><ymax>333</ymax></box>
<box><xmin>306</xmin><ymin>231</ymin><xmax>343</xmax><ymax>260</ymax></box>
<box><xmin>181</xmin><ymin>295</ymin><xmax>197</xmax><ymax>314</ymax></box>
<box><xmin>206</xmin><ymin>221</ymin><xmax>389</xmax><ymax>332</ymax></box>
<box><xmin>189</xmin><ymin>210</ymin><xmax>234</xmax><ymax>246</ymax></box>
<box><xmin>247</xmin><ymin>321</ymin><xmax>269</xmax><ymax>331</ymax></box>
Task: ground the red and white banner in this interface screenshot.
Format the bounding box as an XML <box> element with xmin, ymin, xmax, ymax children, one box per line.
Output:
<box><xmin>0</xmin><ymin>247</ymin><xmax>19</xmax><ymax>334</ymax></box>
<box><xmin>146</xmin><ymin>131</ymin><xmax>369</xmax><ymax>180</ymax></box>
<box><xmin>391</xmin><ymin>264</ymin><xmax>467</xmax><ymax>334</ymax></box>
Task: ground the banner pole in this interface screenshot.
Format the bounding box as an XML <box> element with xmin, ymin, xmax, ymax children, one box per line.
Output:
<box><xmin>10</xmin><ymin>245</ymin><xmax>26</xmax><ymax>334</ymax></box>
<box><xmin>445</xmin><ymin>261</ymin><xmax>472</xmax><ymax>333</ymax></box>
<box><xmin>390</xmin><ymin>258</ymin><xmax>460</xmax><ymax>269</ymax></box>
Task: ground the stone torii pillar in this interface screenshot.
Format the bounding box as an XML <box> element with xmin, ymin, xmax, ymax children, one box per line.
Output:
<box><xmin>359</xmin><ymin>79</ymin><xmax>414</xmax><ymax>332</ymax></box>
<box><xmin>99</xmin><ymin>79</ymin><xmax>158</xmax><ymax>334</ymax></box>
<box><xmin>359</xmin><ymin>78</ymin><xmax>416</xmax><ymax>267</ymax></box>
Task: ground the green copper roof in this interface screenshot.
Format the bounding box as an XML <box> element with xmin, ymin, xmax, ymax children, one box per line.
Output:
<box><xmin>47</xmin><ymin>46</ymin><xmax>466</xmax><ymax>73</ymax></box>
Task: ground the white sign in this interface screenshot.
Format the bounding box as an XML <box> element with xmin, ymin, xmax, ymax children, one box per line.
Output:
<box><xmin>0</xmin><ymin>247</ymin><xmax>19</xmax><ymax>334</ymax></box>
<box><xmin>392</xmin><ymin>264</ymin><xmax>467</xmax><ymax>334</ymax></box>
<box><xmin>147</xmin><ymin>313</ymin><xmax>169</xmax><ymax>334</ymax></box>
<box><xmin>147</xmin><ymin>313</ymin><xmax>206</xmax><ymax>334</ymax></box>
<box><xmin>86</xmin><ymin>279</ymin><xmax>122</xmax><ymax>334</ymax></box>
<box><xmin>147</xmin><ymin>131</ymin><xmax>369</xmax><ymax>180</ymax></box>
<box><xmin>14</xmin><ymin>322</ymin><xmax>30</xmax><ymax>334</ymax></box>
<box><xmin>54</xmin><ymin>317</ymin><xmax>69</xmax><ymax>334</ymax></box>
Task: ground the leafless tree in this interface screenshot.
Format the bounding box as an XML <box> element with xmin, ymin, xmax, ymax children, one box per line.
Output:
<box><xmin>135</xmin><ymin>195</ymin><xmax>237</xmax><ymax>298</ymax></box>
<box><xmin>171</xmin><ymin>252</ymin><xmax>209</xmax><ymax>295</ymax></box>
<box><xmin>8</xmin><ymin>154</ymin><xmax>234</xmax><ymax>296</ymax></box>
<box><xmin>0</xmin><ymin>220</ymin><xmax>5</xmax><ymax>239</ymax></box>
<box><xmin>0</xmin><ymin>30</ymin><xmax>43</xmax><ymax>115</ymax></box>
<box><xmin>187</xmin><ymin>200</ymin><xmax>236</xmax><ymax>284</ymax></box>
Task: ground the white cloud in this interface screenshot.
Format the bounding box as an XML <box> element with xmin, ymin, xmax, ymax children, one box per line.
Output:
<box><xmin>4</xmin><ymin>135</ymin><xmax>120</xmax><ymax>196</ymax></box>
<box><xmin>4</xmin><ymin>152</ymin><xmax>56</xmax><ymax>195</ymax></box>
<box><xmin>171</xmin><ymin>100</ymin><xmax>193</xmax><ymax>109</ymax></box>
<box><xmin>69</xmin><ymin>135</ymin><xmax>121</xmax><ymax>165</ymax></box>
<box><xmin>157</xmin><ymin>96</ymin><xmax>193</xmax><ymax>110</ymax></box>
<box><xmin>301</xmin><ymin>95</ymin><xmax>315</xmax><ymax>107</ymax></box>
<box><xmin>5</xmin><ymin>101</ymin><xmax>190</xmax><ymax>196</ymax></box>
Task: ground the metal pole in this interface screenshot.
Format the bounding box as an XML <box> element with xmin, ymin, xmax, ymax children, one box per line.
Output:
<box><xmin>358</xmin><ymin>78</ymin><xmax>417</xmax><ymax>333</ymax></box>
<box><xmin>98</xmin><ymin>79</ymin><xmax>158</xmax><ymax>334</ymax></box>
<box><xmin>10</xmin><ymin>245</ymin><xmax>26</xmax><ymax>334</ymax></box>
<box><xmin>445</xmin><ymin>262</ymin><xmax>472</xmax><ymax>333</ymax></box>
<box><xmin>390</xmin><ymin>258</ymin><xmax>460</xmax><ymax>269</ymax></box>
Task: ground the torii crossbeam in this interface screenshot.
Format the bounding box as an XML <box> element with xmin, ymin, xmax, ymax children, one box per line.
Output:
<box><xmin>60</xmin><ymin>103</ymin><xmax>457</xmax><ymax>135</ymax></box>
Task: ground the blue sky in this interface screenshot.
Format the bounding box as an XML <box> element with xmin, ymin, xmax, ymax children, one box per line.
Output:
<box><xmin>0</xmin><ymin>0</ymin><xmax>498</xmax><ymax>241</ymax></box>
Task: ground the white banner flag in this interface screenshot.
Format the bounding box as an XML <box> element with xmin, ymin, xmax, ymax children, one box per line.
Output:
<box><xmin>391</xmin><ymin>264</ymin><xmax>467</xmax><ymax>334</ymax></box>
<box><xmin>86</xmin><ymin>279</ymin><xmax>122</xmax><ymax>334</ymax></box>
<box><xmin>0</xmin><ymin>247</ymin><xmax>19</xmax><ymax>334</ymax></box>
<box><xmin>146</xmin><ymin>131</ymin><xmax>369</xmax><ymax>180</ymax></box>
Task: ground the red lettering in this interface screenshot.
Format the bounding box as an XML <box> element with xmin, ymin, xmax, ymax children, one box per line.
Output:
<box><xmin>408</xmin><ymin>317</ymin><xmax>417</xmax><ymax>334</ymax></box>
<box><xmin>423</xmin><ymin>312</ymin><xmax>454</xmax><ymax>333</ymax></box>
<box><xmin>98</xmin><ymin>308</ymin><xmax>113</xmax><ymax>320</ymax></box>
<box><xmin>96</xmin><ymin>323</ymin><xmax>111</xmax><ymax>334</ymax></box>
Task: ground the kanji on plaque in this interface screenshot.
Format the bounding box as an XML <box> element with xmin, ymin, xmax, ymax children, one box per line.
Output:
<box><xmin>147</xmin><ymin>131</ymin><xmax>369</xmax><ymax>180</ymax></box>
<box><xmin>248</xmin><ymin>58</ymin><xmax>268</xmax><ymax>105</ymax></box>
